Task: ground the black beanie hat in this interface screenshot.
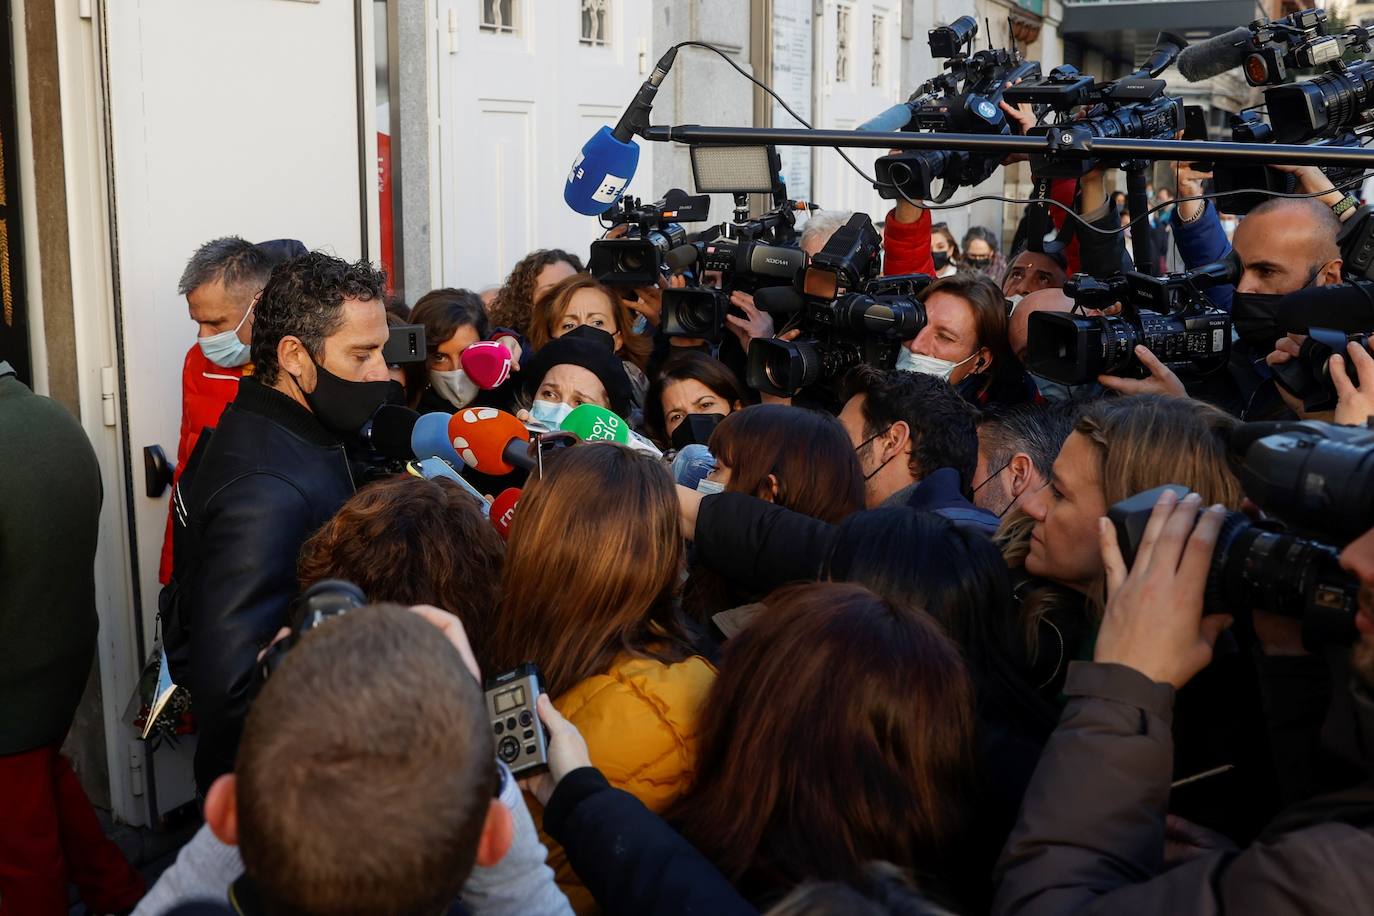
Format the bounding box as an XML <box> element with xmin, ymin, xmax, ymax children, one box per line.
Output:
<box><xmin>521</xmin><ymin>326</ymin><xmax>634</xmax><ymax>419</ymax></box>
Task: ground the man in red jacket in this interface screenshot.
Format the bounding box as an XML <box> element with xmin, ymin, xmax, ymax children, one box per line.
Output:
<box><xmin>159</xmin><ymin>238</ymin><xmax>305</xmax><ymax>584</ymax></box>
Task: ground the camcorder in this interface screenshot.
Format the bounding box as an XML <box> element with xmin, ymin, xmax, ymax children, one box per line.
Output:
<box><xmin>1003</xmin><ymin>31</ymin><xmax>1187</xmax><ymax>179</ymax></box>
<box><xmin>746</xmin><ymin>214</ymin><xmax>929</xmax><ymax>397</ymax></box>
<box><xmin>1242</xmin><ymin>8</ymin><xmax>1374</xmax><ymax>144</ymax></box>
<box><xmin>661</xmin><ymin>196</ymin><xmax>808</xmax><ymax>342</ymax></box>
<box><xmin>1270</xmin><ymin>279</ymin><xmax>1374</xmax><ymax>412</ymax></box>
<box><xmin>1025</xmin><ymin>253</ymin><xmax>1239</xmax><ymax>385</ymax></box>
<box><xmin>588</xmin><ymin>189</ymin><xmax>710</xmax><ymax>287</ymax></box>
<box><xmin>1110</xmin><ymin>419</ymin><xmax>1374</xmax><ymax>648</ymax></box>
<box><xmin>872</xmin><ymin>16</ymin><xmax>1041</xmax><ymax>202</ymax></box>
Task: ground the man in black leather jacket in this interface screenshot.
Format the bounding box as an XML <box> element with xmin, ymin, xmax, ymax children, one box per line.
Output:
<box><xmin>160</xmin><ymin>252</ymin><xmax>399</xmax><ymax>793</ymax></box>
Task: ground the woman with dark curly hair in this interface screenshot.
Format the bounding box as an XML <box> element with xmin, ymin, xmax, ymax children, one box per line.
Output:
<box><xmin>487</xmin><ymin>248</ymin><xmax>584</xmax><ymax>337</ymax></box>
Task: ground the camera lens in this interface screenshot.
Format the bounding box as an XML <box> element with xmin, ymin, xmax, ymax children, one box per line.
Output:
<box><xmin>1207</xmin><ymin>514</ymin><xmax>1359</xmax><ymax>645</ymax></box>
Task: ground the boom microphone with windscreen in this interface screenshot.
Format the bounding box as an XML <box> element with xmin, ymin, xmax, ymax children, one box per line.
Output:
<box><xmin>1177</xmin><ymin>27</ymin><xmax>1253</xmax><ymax>82</ymax></box>
<box><xmin>448</xmin><ymin>407</ymin><xmax>534</xmax><ymax>475</ymax></box>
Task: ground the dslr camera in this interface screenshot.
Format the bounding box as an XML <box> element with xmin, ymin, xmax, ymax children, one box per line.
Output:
<box><xmin>588</xmin><ymin>189</ymin><xmax>710</xmax><ymax>287</ymax></box>
<box><xmin>1110</xmin><ymin>420</ymin><xmax>1374</xmax><ymax>648</ymax></box>
<box><xmin>1202</xmin><ymin>110</ymin><xmax>1364</xmax><ymax>215</ymax></box>
<box><xmin>1003</xmin><ymin>32</ymin><xmax>1187</xmax><ymax>179</ymax></box>
<box><xmin>1269</xmin><ymin>279</ymin><xmax>1374</xmax><ymax>412</ymax></box>
<box><xmin>873</xmin><ymin>16</ymin><xmax>1041</xmax><ymax>202</ymax></box>
<box><xmin>747</xmin><ymin>213</ymin><xmax>929</xmax><ymax>397</ymax></box>
<box><xmin>1026</xmin><ymin>253</ymin><xmax>1238</xmax><ymax>385</ymax></box>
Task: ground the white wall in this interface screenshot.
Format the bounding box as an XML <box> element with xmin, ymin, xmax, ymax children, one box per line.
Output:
<box><xmin>72</xmin><ymin>0</ymin><xmax>373</xmax><ymax>822</ymax></box>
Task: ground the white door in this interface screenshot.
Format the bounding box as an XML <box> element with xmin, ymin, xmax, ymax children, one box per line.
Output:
<box><xmin>435</xmin><ymin>0</ymin><xmax>654</xmax><ymax>290</ymax></box>
<box><xmin>102</xmin><ymin>0</ymin><xmax>371</xmax><ymax>820</ymax></box>
<box><xmin>812</xmin><ymin>0</ymin><xmax>902</xmax><ymax>221</ymax></box>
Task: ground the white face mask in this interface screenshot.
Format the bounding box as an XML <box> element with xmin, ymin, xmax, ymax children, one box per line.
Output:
<box><xmin>197</xmin><ymin>304</ymin><xmax>254</xmax><ymax>368</ymax></box>
<box><xmin>695</xmin><ymin>477</ymin><xmax>725</xmax><ymax>496</ymax></box>
<box><xmin>1005</xmin><ymin>293</ymin><xmax>1025</xmax><ymax>316</ymax></box>
<box><xmin>896</xmin><ymin>347</ymin><xmax>977</xmax><ymax>381</ymax></box>
<box><xmin>429</xmin><ymin>368</ymin><xmax>480</xmax><ymax>410</ymax></box>
<box><xmin>529</xmin><ymin>399</ymin><xmax>574</xmax><ymax>430</ymax></box>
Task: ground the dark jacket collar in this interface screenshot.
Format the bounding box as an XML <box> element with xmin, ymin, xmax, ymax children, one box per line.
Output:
<box><xmin>885</xmin><ymin>467</ymin><xmax>983</xmax><ymax>516</ymax></box>
<box><xmin>232</xmin><ymin>376</ymin><xmax>339</xmax><ymax>449</ymax></box>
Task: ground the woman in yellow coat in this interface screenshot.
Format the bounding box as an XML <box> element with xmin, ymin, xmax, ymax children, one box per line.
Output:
<box><xmin>485</xmin><ymin>443</ymin><xmax>716</xmax><ymax>913</ymax></box>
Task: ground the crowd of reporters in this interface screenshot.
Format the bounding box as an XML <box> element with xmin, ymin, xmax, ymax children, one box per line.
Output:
<box><xmin>10</xmin><ymin>14</ymin><xmax>1374</xmax><ymax>913</ymax></box>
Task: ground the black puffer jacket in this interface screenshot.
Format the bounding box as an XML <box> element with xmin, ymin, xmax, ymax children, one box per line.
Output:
<box><xmin>160</xmin><ymin>377</ymin><xmax>355</xmax><ymax>793</ymax></box>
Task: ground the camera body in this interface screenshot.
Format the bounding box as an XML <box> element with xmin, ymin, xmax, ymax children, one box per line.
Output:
<box><xmin>1270</xmin><ymin>279</ymin><xmax>1374</xmax><ymax>411</ymax></box>
<box><xmin>1108</xmin><ymin>419</ymin><xmax>1374</xmax><ymax>648</ymax></box>
<box><xmin>485</xmin><ymin>663</ymin><xmax>550</xmax><ymax>777</ymax></box>
<box><xmin>1004</xmin><ymin>33</ymin><xmax>1186</xmax><ymax>178</ymax></box>
<box><xmin>1025</xmin><ymin>255</ymin><xmax>1239</xmax><ymax>385</ymax></box>
<box><xmin>746</xmin><ymin>214</ymin><xmax>929</xmax><ymax>397</ymax></box>
<box><xmin>661</xmin><ymin>199</ymin><xmax>807</xmax><ymax>342</ymax></box>
<box><xmin>257</xmin><ymin>579</ymin><xmax>368</xmax><ymax>686</ymax></box>
<box><xmin>588</xmin><ymin>189</ymin><xmax>710</xmax><ymax>286</ymax></box>
<box><xmin>873</xmin><ymin>17</ymin><xmax>1040</xmax><ymax>202</ymax></box>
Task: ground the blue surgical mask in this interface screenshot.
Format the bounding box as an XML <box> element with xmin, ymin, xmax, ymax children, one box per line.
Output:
<box><xmin>696</xmin><ymin>477</ymin><xmax>725</xmax><ymax>496</ymax></box>
<box><xmin>197</xmin><ymin>304</ymin><xmax>253</xmax><ymax>368</ymax></box>
<box><xmin>529</xmin><ymin>399</ymin><xmax>574</xmax><ymax>430</ymax></box>
<box><xmin>632</xmin><ymin>313</ymin><xmax>650</xmax><ymax>336</ymax></box>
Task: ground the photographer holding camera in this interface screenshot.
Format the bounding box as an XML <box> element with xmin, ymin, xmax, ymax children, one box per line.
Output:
<box><xmin>995</xmin><ymin>488</ymin><xmax>1374</xmax><ymax>914</ymax></box>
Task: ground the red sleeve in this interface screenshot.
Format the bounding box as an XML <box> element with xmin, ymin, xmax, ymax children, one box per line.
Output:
<box><xmin>1048</xmin><ymin>177</ymin><xmax>1082</xmax><ymax>276</ymax></box>
<box><xmin>881</xmin><ymin>207</ymin><xmax>934</xmax><ymax>277</ymax></box>
<box><xmin>160</xmin><ymin>345</ymin><xmax>242</xmax><ymax>584</ymax></box>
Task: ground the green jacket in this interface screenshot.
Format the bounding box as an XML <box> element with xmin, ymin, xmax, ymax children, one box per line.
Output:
<box><xmin>0</xmin><ymin>363</ymin><xmax>103</xmax><ymax>755</ymax></box>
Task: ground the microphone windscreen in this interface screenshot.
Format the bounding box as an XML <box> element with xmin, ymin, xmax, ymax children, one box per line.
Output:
<box><xmin>565</xmin><ymin>125</ymin><xmax>640</xmax><ymax>216</ymax></box>
<box><xmin>858</xmin><ymin>101</ymin><xmax>915</xmax><ymax>133</ymax></box>
<box><xmin>448</xmin><ymin>407</ymin><xmax>530</xmax><ymax>475</ymax></box>
<box><xmin>1176</xmin><ymin>27</ymin><xmax>1251</xmax><ymax>82</ymax></box>
<box><xmin>1277</xmin><ymin>283</ymin><xmax>1374</xmax><ymax>334</ymax></box>
<box><xmin>560</xmin><ymin>403</ymin><xmax>632</xmax><ymax>444</ymax></box>
<box><xmin>489</xmin><ymin>487</ymin><xmax>521</xmax><ymax>541</ymax></box>
<box><xmin>412</xmin><ymin>411</ymin><xmax>459</xmax><ymax>462</ymax></box>
<box><xmin>460</xmin><ymin>340</ymin><xmax>513</xmax><ymax>390</ymax></box>
<box><xmin>369</xmin><ymin>405</ymin><xmax>421</xmax><ymax>459</ymax></box>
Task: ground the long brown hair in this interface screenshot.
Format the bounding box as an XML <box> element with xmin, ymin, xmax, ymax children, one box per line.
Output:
<box><xmin>709</xmin><ymin>404</ymin><xmax>864</xmax><ymax>524</ymax></box>
<box><xmin>670</xmin><ymin>583</ymin><xmax>976</xmax><ymax>894</ymax></box>
<box><xmin>484</xmin><ymin>444</ymin><xmax>694</xmax><ymax>697</ymax></box>
<box><xmin>528</xmin><ymin>274</ymin><xmax>652</xmax><ymax>372</ymax></box>
<box><xmin>298</xmin><ymin>476</ymin><xmax>505</xmax><ymax>658</ymax></box>
<box><xmin>487</xmin><ymin>248</ymin><xmax>583</xmax><ymax>336</ymax></box>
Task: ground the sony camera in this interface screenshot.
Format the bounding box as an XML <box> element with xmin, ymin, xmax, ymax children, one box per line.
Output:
<box><xmin>1004</xmin><ymin>32</ymin><xmax>1187</xmax><ymax>179</ymax></box>
<box><xmin>661</xmin><ymin>199</ymin><xmax>808</xmax><ymax>342</ymax></box>
<box><xmin>1109</xmin><ymin>420</ymin><xmax>1374</xmax><ymax>648</ymax></box>
<box><xmin>1240</xmin><ymin>8</ymin><xmax>1374</xmax><ymax>144</ymax></box>
<box><xmin>588</xmin><ymin>189</ymin><xmax>710</xmax><ymax>287</ymax></box>
<box><xmin>1269</xmin><ymin>279</ymin><xmax>1374</xmax><ymax>412</ymax></box>
<box><xmin>872</xmin><ymin>16</ymin><xmax>1041</xmax><ymax>202</ymax></box>
<box><xmin>1025</xmin><ymin>253</ymin><xmax>1238</xmax><ymax>385</ymax></box>
<box><xmin>747</xmin><ymin>214</ymin><xmax>929</xmax><ymax>397</ymax></box>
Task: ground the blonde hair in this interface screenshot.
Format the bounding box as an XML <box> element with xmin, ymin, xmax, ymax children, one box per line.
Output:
<box><xmin>1002</xmin><ymin>394</ymin><xmax>1243</xmax><ymax>653</ymax></box>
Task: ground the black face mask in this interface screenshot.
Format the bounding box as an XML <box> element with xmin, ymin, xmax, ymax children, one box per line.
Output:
<box><xmin>671</xmin><ymin>412</ymin><xmax>725</xmax><ymax>451</ymax></box>
<box><xmin>965</xmin><ymin>255</ymin><xmax>993</xmax><ymax>271</ymax></box>
<box><xmin>932</xmin><ymin>250</ymin><xmax>951</xmax><ymax>270</ymax></box>
<box><xmin>300</xmin><ymin>359</ymin><xmax>405</xmax><ymax>439</ymax></box>
<box><xmin>1231</xmin><ymin>292</ymin><xmax>1287</xmax><ymax>351</ymax></box>
<box><xmin>1232</xmin><ymin>263</ymin><xmax>1329</xmax><ymax>352</ymax></box>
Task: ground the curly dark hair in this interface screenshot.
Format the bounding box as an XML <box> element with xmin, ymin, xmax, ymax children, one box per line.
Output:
<box><xmin>842</xmin><ymin>367</ymin><xmax>979</xmax><ymax>494</ymax></box>
<box><xmin>297</xmin><ymin>476</ymin><xmax>505</xmax><ymax>659</ymax></box>
<box><xmin>487</xmin><ymin>248</ymin><xmax>584</xmax><ymax>335</ymax></box>
<box><xmin>251</xmin><ymin>252</ymin><xmax>387</xmax><ymax>386</ymax></box>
